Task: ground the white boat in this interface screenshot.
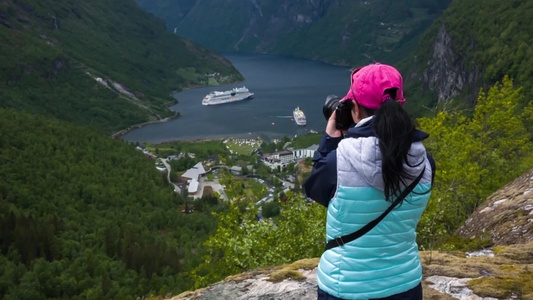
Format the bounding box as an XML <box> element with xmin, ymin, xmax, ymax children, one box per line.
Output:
<box><xmin>202</xmin><ymin>86</ymin><xmax>254</xmax><ymax>106</ymax></box>
<box><xmin>293</xmin><ymin>107</ymin><xmax>306</xmax><ymax>126</ymax></box>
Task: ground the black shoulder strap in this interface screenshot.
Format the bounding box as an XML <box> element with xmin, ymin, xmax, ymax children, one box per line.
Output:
<box><xmin>324</xmin><ymin>168</ymin><xmax>425</xmax><ymax>251</ymax></box>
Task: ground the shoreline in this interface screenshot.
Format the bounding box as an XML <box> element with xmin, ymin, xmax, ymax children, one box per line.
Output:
<box><xmin>114</xmin><ymin>80</ymin><xmax>248</xmax><ymax>141</ymax></box>
<box><xmin>139</xmin><ymin>133</ymin><xmax>280</xmax><ymax>146</ymax></box>
<box><xmin>153</xmin><ymin>136</ymin><xmax>267</xmax><ymax>147</ymax></box>
<box><xmin>123</xmin><ymin>130</ymin><xmax>295</xmax><ymax>146</ymax></box>
<box><xmin>111</xmin><ymin>111</ymin><xmax>181</xmax><ymax>140</ymax></box>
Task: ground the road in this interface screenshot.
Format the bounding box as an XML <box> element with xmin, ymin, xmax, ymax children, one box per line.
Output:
<box><xmin>160</xmin><ymin>158</ymin><xmax>182</xmax><ymax>194</ymax></box>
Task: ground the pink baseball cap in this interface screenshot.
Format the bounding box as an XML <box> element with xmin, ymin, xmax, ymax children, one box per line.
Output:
<box><xmin>341</xmin><ymin>63</ymin><xmax>405</xmax><ymax>109</ymax></box>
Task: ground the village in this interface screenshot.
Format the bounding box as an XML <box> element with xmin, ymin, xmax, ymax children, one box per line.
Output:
<box><xmin>135</xmin><ymin>137</ymin><xmax>319</xmax><ymax>210</ymax></box>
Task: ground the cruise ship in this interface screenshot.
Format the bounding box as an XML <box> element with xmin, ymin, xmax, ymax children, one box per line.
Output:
<box><xmin>293</xmin><ymin>107</ymin><xmax>307</xmax><ymax>126</ymax></box>
<box><xmin>202</xmin><ymin>86</ymin><xmax>254</xmax><ymax>106</ymax></box>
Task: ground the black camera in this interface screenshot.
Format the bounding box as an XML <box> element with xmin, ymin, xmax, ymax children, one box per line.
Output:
<box><xmin>323</xmin><ymin>95</ymin><xmax>355</xmax><ymax>130</ymax></box>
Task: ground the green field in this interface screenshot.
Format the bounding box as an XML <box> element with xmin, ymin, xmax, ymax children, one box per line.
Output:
<box><xmin>223</xmin><ymin>138</ymin><xmax>263</xmax><ymax>155</ymax></box>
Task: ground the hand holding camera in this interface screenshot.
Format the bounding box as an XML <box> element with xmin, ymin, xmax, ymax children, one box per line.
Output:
<box><xmin>323</xmin><ymin>95</ymin><xmax>355</xmax><ymax>132</ymax></box>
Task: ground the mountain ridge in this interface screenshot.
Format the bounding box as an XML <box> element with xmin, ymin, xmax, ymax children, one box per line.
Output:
<box><xmin>0</xmin><ymin>0</ymin><xmax>243</xmax><ymax>133</ymax></box>
<box><xmin>137</xmin><ymin>0</ymin><xmax>451</xmax><ymax>67</ymax></box>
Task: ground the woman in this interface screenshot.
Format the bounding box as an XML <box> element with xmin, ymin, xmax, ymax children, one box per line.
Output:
<box><xmin>304</xmin><ymin>63</ymin><xmax>435</xmax><ymax>299</ymax></box>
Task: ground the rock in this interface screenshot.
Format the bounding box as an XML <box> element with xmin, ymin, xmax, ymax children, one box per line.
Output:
<box><xmin>171</xmin><ymin>259</ymin><xmax>319</xmax><ymax>300</ymax></box>
<box><xmin>456</xmin><ymin>169</ymin><xmax>533</xmax><ymax>246</ymax></box>
<box><xmin>425</xmin><ymin>275</ymin><xmax>498</xmax><ymax>300</ymax></box>
<box><xmin>420</xmin><ymin>242</ymin><xmax>533</xmax><ymax>299</ymax></box>
<box><xmin>423</xmin><ymin>24</ymin><xmax>481</xmax><ymax>105</ymax></box>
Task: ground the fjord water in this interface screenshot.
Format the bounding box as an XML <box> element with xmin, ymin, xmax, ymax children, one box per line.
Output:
<box><xmin>123</xmin><ymin>53</ymin><xmax>351</xmax><ymax>144</ymax></box>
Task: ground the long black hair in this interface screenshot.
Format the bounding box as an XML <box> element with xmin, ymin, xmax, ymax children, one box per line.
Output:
<box><xmin>371</xmin><ymin>88</ymin><xmax>418</xmax><ymax>202</ymax></box>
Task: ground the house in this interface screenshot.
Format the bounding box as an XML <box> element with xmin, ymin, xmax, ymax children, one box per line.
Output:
<box><xmin>188</xmin><ymin>178</ymin><xmax>199</xmax><ymax>195</ymax></box>
<box><xmin>293</xmin><ymin>144</ymin><xmax>318</xmax><ymax>159</ymax></box>
<box><xmin>181</xmin><ymin>162</ymin><xmax>207</xmax><ymax>181</ymax></box>
<box><xmin>261</xmin><ymin>150</ymin><xmax>294</xmax><ymax>166</ymax></box>
<box><xmin>230</xmin><ymin>166</ymin><xmax>243</xmax><ymax>176</ymax></box>
<box><xmin>261</xmin><ymin>155</ymin><xmax>283</xmax><ymax>171</ymax></box>
<box><xmin>260</xmin><ymin>145</ymin><xmax>317</xmax><ymax>170</ymax></box>
<box><xmin>167</xmin><ymin>153</ymin><xmax>180</xmax><ymax>161</ymax></box>
<box><xmin>193</xmin><ymin>162</ymin><xmax>206</xmax><ymax>174</ymax></box>
<box><xmin>181</xmin><ymin>162</ymin><xmax>207</xmax><ymax>196</ymax></box>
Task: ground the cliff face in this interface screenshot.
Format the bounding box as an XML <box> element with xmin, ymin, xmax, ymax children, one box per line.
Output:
<box><xmin>404</xmin><ymin>0</ymin><xmax>533</xmax><ymax>108</ymax></box>
<box><xmin>237</xmin><ymin>0</ymin><xmax>334</xmax><ymax>52</ymax></box>
<box><xmin>403</xmin><ymin>22</ymin><xmax>482</xmax><ymax>108</ymax></box>
<box><xmin>422</xmin><ymin>24</ymin><xmax>480</xmax><ymax>105</ymax></box>
<box><xmin>169</xmin><ymin>169</ymin><xmax>533</xmax><ymax>300</ymax></box>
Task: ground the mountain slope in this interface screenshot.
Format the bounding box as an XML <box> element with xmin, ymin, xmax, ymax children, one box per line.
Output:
<box><xmin>0</xmin><ymin>0</ymin><xmax>243</xmax><ymax>133</ymax></box>
<box><xmin>137</xmin><ymin>0</ymin><xmax>451</xmax><ymax>67</ymax></box>
<box><xmin>399</xmin><ymin>0</ymin><xmax>533</xmax><ymax>113</ymax></box>
<box><xmin>135</xmin><ymin>0</ymin><xmax>196</xmax><ymax>32</ymax></box>
<box><xmin>0</xmin><ymin>108</ymin><xmax>218</xmax><ymax>298</ymax></box>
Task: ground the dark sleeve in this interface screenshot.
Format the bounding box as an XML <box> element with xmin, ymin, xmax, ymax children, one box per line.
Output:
<box><xmin>303</xmin><ymin>134</ymin><xmax>342</xmax><ymax>207</ymax></box>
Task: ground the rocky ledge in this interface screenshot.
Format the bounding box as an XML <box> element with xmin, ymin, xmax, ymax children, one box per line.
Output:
<box><xmin>170</xmin><ymin>243</ymin><xmax>532</xmax><ymax>300</ymax></box>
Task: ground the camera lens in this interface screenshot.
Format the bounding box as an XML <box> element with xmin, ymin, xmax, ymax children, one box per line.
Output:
<box><xmin>323</xmin><ymin>95</ymin><xmax>340</xmax><ymax>120</ymax></box>
<box><xmin>335</xmin><ymin>99</ymin><xmax>355</xmax><ymax>130</ymax></box>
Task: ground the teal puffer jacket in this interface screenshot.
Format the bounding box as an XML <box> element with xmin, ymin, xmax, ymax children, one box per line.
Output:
<box><xmin>317</xmin><ymin>136</ymin><xmax>432</xmax><ymax>299</ymax></box>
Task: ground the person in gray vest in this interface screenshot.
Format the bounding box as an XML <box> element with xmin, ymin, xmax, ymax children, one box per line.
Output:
<box><xmin>304</xmin><ymin>63</ymin><xmax>435</xmax><ymax>300</ymax></box>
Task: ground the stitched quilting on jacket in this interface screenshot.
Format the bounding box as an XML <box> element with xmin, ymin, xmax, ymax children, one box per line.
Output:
<box><xmin>316</xmin><ymin>136</ymin><xmax>433</xmax><ymax>299</ymax></box>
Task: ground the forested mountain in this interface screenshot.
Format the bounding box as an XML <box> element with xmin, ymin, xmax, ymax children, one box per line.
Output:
<box><xmin>400</xmin><ymin>0</ymin><xmax>533</xmax><ymax>114</ymax></box>
<box><xmin>0</xmin><ymin>108</ymin><xmax>219</xmax><ymax>298</ymax></box>
<box><xmin>136</xmin><ymin>0</ymin><xmax>533</xmax><ymax>114</ymax></box>
<box><xmin>135</xmin><ymin>0</ymin><xmax>196</xmax><ymax>34</ymax></box>
<box><xmin>0</xmin><ymin>0</ymin><xmax>242</xmax><ymax>297</ymax></box>
<box><xmin>0</xmin><ymin>0</ymin><xmax>242</xmax><ymax>133</ymax></box>
<box><xmin>135</xmin><ymin>0</ymin><xmax>451</xmax><ymax>67</ymax></box>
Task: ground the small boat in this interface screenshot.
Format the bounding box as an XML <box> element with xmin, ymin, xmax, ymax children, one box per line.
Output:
<box><xmin>202</xmin><ymin>86</ymin><xmax>254</xmax><ymax>105</ymax></box>
<box><xmin>293</xmin><ymin>107</ymin><xmax>306</xmax><ymax>126</ymax></box>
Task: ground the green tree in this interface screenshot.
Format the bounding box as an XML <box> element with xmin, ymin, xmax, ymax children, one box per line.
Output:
<box><xmin>0</xmin><ymin>109</ymin><xmax>219</xmax><ymax>298</ymax></box>
<box><xmin>417</xmin><ymin>76</ymin><xmax>533</xmax><ymax>248</ymax></box>
<box><xmin>261</xmin><ymin>201</ymin><xmax>280</xmax><ymax>219</ymax></box>
<box><xmin>285</xmin><ymin>162</ymin><xmax>296</xmax><ymax>174</ymax></box>
<box><xmin>191</xmin><ymin>169</ymin><xmax>325</xmax><ymax>288</ymax></box>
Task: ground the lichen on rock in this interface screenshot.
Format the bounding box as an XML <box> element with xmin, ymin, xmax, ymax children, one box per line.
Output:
<box><xmin>456</xmin><ymin>169</ymin><xmax>533</xmax><ymax>246</ymax></box>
